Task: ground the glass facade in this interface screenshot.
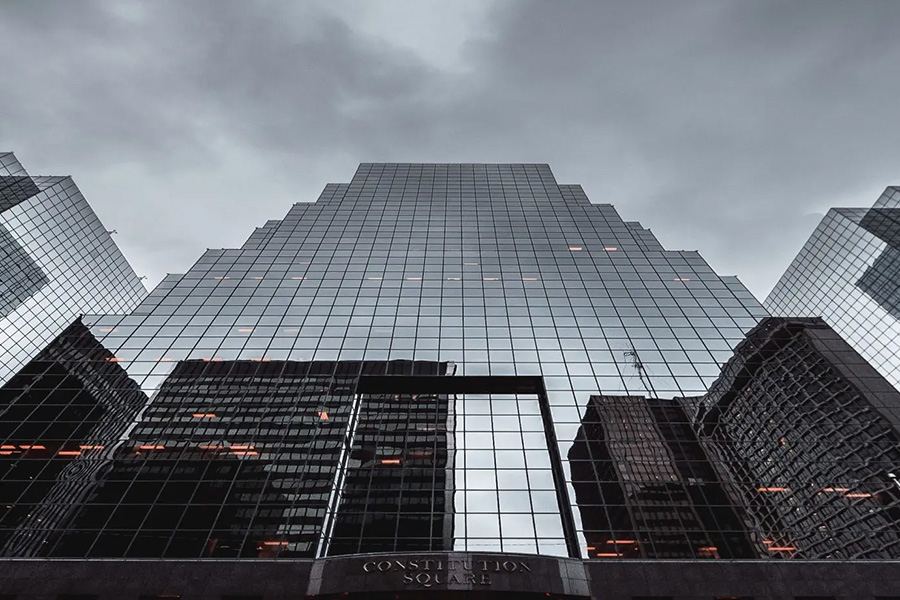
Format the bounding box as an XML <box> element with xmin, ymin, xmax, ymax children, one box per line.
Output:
<box><xmin>0</xmin><ymin>152</ymin><xmax>147</xmax><ymax>386</ymax></box>
<box><xmin>766</xmin><ymin>186</ymin><xmax>900</xmax><ymax>390</ymax></box>
<box><xmin>4</xmin><ymin>162</ymin><xmax>900</xmax><ymax>575</ymax></box>
<box><xmin>689</xmin><ymin>317</ymin><xmax>900</xmax><ymax>559</ymax></box>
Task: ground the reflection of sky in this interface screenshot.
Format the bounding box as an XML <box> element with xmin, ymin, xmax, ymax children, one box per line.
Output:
<box><xmin>453</xmin><ymin>393</ymin><xmax>563</xmax><ymax>556</ymax></box>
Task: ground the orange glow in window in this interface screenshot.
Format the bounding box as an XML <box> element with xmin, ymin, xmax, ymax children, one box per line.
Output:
<box><xmin>757</xmin><ymin>487</ymin><xmax>788</xmax><ymax>492</ymax></box>
<box><xmin>0</xmin><ymin>445</ymin><xmax>14</xmax><ymax>450</ymax></box>
<box><xmin>483</xmin><ymin>277</ymin><xmax>499</xmax><ymax>281</ymax></box>
<box><xmin>192</xmin><ymin>413</ymin><xmax>216</xmax><ymax>419</ymax></box>
<box><xmin>232</xmin><ymin>451</ymin><xmax>259</xmax><ymax>456</ymax></box>
<box><xmin>522</xmin><ymin>277</ymin><xmax>537</xmax><ymax>281</ymax></box>
<box><xmin>79</xmin><ymin>445</ymin><xmax>105</xmax><ymax>450</ymax></box>
<box><xmin>105</xmin><ymin>357</ymin><xmax>122</xmax><ymax>362</ymax></box>
<box><xmin>58</xmin><ymin>450</ymin><xmax>82</xmax><ymax>456</ymax></box>
<box><xmin>846</xmin><ymin>493</ymin><xmax>873</xmax><ymax>498</ymax></box>
<box><xmin>251</xmin><ymin>276</ymin><xmax>263</xmax><ymax>280</ymax></box>
<box><xmin>230</xmin><ymin>445</ymin><xmax>255</xmax><ymax>450</ymax></box>
<box><xmin>214</xmin><ymin>276</ymin><xmax>230</xmax><ymax>280</ymax></box>
<box><xmin>262</xmin><ymin>541</ymin><xmax>289</xmax><ymax>546</ymax></box>
<box><xmin>595</xmin><ymin>553</ymin><xmax>621</xmax><ymax>557</ymax></box>
<box><xmin>673</xmin><ymin>278</ymin><xmax>691</xmax><ymax>282</ymax></box>
<box><xmin>198</xmin><ymin>445</ymin><xmax>222</xmax><ymax>450</ymax></box>
<box><xmin>319</xmin><ymin>411</ymin><xmax>329</xmax><ymax>420</ymax></box>
<box><xmin>822</xmin><ymin>487</ymin><xmax>850</xmax><ymax>492</ymax></box>
<box><xmin>250</xmin><ymin>357</ymin><xmax>271</xmax><ymax>362</ymax></box>
<box><xmin>607</xmin><ymin>540</ymin><xmax>635</xmax><ymax>544</ymax></box>
<box><xmin>381</xmin><ymin>459</ymin><xmax>401</xmax><ymax>465</ymax></box>
<box><xmin>139</xmin><ymin>445</ymin><xmax>165</xmax><ymax>450</ymax></box>
<box><xmin>237</xmin><ymin>328</ymin><xmax>254</xmax><ymax>333</ymax></box>
<box><xmin>768</xmin><ymin>546</ymin><xmax>796</xmax><ymax>552</ymax></box>
<box><xmin>585</xmin><ymin>546</ymin><xmax>595</xmax><ymax>551</ymax></box>
<box><xmin>291</xmin><ymin>276</ymin><xmax>307</xmax><ymax>280</ymax></box>
<box><xmin>99</xmin><ymin>328</ymin><xmax>117</xmax><ymax>333</ymax></box>
<box><xmin>603</xmin><ymin>247</ymin><xmax>617</xmax><ymax>251</ymax></box>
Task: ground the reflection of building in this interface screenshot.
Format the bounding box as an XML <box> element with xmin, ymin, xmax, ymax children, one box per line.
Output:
<box><xmin>0</xmin><ymin>152</ymin><xmax>146</xmax><ymax>386</ymax></box>
<box><xmin>50</xmin><ymin>359</ymin><xmax>456</xmax><ymax>558</ymax></box>
<box><xmin>568</xmin><ymin>395</ymin><xmax>754</xmax><ymax>559</ymax></box>
<box><xmin>767</xmin><ymin>187</ymin><xmax>900</xmax><ymax>389</ymax></box>
<box><xmin>691</xmin><ymin>317</ymin><xmax>900</xmax><ymax>559</ymax></box>
<box><xmin>0</xmin><ymin>319</ymin><xmax>147</xmax><ymax>555</ymax></box>
<box><xmin>327</xmin><ymin>360</ymin><xmax>455</xmax><ymax>555</ymax></box>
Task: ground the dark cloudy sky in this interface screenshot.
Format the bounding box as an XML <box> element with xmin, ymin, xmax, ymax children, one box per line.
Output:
<box><xmin>2</xmin><ymin>0</ymin><xmax>899</xmax><ymax>299</ymax></box>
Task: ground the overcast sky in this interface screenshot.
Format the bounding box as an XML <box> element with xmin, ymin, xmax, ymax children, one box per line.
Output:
<box><xmin>2</xmin><ymin>0</ymin><xmax>899</xmax><ymax>299</ymax></box>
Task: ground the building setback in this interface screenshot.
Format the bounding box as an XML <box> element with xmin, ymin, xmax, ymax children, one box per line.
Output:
<box><xmin>3</xmin><ymin>163</ymin><xmax>900</xmax><ymax>598</ymax></box>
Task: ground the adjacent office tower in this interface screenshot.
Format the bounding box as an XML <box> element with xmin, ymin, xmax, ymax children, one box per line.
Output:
<box><xmin>0</xmin><ymin>152</ymin><xmax>147</xmax><ymax>386</ymax></box>
<box><xmin>766</xmin><ymin>187</ymin><xmax>900</xmax><ymax>390</ymax></box>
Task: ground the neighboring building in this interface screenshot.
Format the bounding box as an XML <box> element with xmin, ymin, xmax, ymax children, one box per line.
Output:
<box><xmin>5</xmin><ymin>163</ymin><xmax>900</xmax><ymax>598</ymax></box>
<box><xmin>689</xmin><ymin>316</ymin><xmax>900</xmax><ymax>560</ymax></box>
<box><xmin>0</xmin><ymin>152</ymin><xmax>147</xmax><ymax>386</ymax></box>
<box><xmin>766</xmin><ymin>187</ymin><xmax>900</xmax><ymax>390</ymax></box>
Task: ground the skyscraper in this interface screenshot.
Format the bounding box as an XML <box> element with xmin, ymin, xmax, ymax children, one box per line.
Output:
<box><xmin>3</xmin><ymin>163</ymin><xmax>900</xmax><ymax>599</ymax></box>
<box><xmin>0</xmin><ymin>152</ymin><xmax>147</xmax><ymax>386</ymax></box>
<box><xmin>766</xmin><ymin>187</ymin><xmax>900</xmax><ymax>390</ymax></box>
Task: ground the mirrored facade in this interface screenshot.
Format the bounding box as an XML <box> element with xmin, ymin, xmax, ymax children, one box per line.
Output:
<box><xmin>766</xmin><ymin>187</ymin><xmax>900</xmax><ymax>390</ymax></box>
<box><xmin>0</xmin><ymin>152</ymin><xmax>147</xmax><ymax>386</ymax></box>
<box><xmin>689</xmin><ymin>316</ymin><xmax>900</xmax><ymax>559</ymax></box>
<box><xmin>6</xmin><ymin>162</ymin><xmax>900</xmax><ymax>591</ymax></box>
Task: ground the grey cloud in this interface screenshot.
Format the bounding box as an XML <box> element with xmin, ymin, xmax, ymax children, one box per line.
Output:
<box><xmin>1</xmin><ymin>0</ymin><xmax>899</xmax><ymax>297</ymax></box>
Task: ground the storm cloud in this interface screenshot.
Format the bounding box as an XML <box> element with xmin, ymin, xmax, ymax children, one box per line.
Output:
<box><xmin>2</xmin><ymin>0</ymin><xmax>899</xmax><ymax>296</ymax></box>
